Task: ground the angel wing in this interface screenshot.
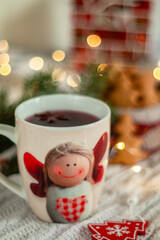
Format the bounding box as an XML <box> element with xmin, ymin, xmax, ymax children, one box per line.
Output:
<box><xmin>24</xmin><ymin>152</ymin><xmax>46</xmax><ymax>197</ymax></box>
<box><xmin>24</xmin><ymin>132</ymin><xmax>108</xmax><ymax>197</ymax></box>
<box><xmin>92</xmin><ymin>132</ymin><xmax>108</xmax><ymax>183</ymax></box>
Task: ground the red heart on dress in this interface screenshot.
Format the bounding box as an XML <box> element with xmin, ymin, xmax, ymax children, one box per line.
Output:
<box><xmin>56</xmin><ymin>195</ymin><xmax>88</xmax><ymax>222</ymax></box>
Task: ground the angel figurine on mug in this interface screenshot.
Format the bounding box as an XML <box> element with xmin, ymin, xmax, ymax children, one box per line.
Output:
<box><xmin>44</xmin><ymin>142</ymin><xmax>95</xmax><ymax>223</ymax></box>
<box><xmin>24</xmin><ymin>132</ymin><xmax>108</xmax><ymax>223</ymax></box>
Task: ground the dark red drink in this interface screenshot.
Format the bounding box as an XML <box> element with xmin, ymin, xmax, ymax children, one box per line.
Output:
<box><xmin>25</xmin><ymin>110</ymin><xmax>99</xmax><ymax>127</ymax></box>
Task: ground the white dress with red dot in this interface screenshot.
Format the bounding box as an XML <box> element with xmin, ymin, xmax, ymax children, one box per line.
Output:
<box><xmin>46</xmin><ymin>181</ymin><xmax>93</xmax><ymax>223</ymax></box>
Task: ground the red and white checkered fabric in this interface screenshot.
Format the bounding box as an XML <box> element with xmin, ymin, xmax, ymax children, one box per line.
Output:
<box><xmin>71</xmin><ymin>0</ymin><xmax>152</xmax><ymax>67</ymax></box>
<box><xmin>56</xmin><ymin>195</ymin><xmax>88</xmax><ymax>222</ymax></box>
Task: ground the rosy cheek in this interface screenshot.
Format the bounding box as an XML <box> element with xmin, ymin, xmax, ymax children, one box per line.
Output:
<box><xmin>53</xmin><ymin>166</ymin><xmax>62</xmax><ymax>175</ymax></box>
<box><xmin>78</xmin><ymin>168</ymin><xmax>85</xmax><ymax>174</ymax></box>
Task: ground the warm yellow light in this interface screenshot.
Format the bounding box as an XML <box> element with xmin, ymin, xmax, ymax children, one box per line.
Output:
<box><xmin>153</xmin><ymin>67</ymin><xmax>160</xmax><ymax>80</ymax></box>
<box><xmin>67</xmin><ymin>74</ymin><xmax>81</xmax><ymax>87</ymax></box>
<box><xmin>116</xmin><ymin>142</ymin><xmax>125</xmax><ymax>150</ymax></box>
<box><xmin>87</xmin><ymin>34</ymin><xmax>101</xmax><ymax>48</ymax></box>
<box><xmin>52</xmin><ymin>50</ymin><xmax>65</xmax><ymax>62</ymax></box>
<box><xmin>0</xmin><ymin>64</ymin><xmax>11</xmax><ymax>76</ymax></box>
<box><xmin>131</xmin><ymin>165</ymin><xmax>142</xmax><ymax>173</ymax></box>
<box><xmin>52</xmin><ymin>68</ymin><xmax>66</xmax><ymax>82</ymax></box>
<box><xmin>0</xmin><ymin>53</ymin><xmax>9</xmax><ymax>65</ymax></box>
<box><xmin>29</xmin><ymin>57</ymin><xmax>44</xmax><ymax>71</ymax></box>
<box><xmin>97</xmin><ymin>63</ymin><xmax>108</xmax><ymax>76</ymax></box>
<box><xmin>157</xmin><ymin>61</ymin><xmax>160</xmax><ymax>67</ymax></box>
<box><xmin>0</xmin><ymin>40</ymin><xmax>9</xmax><ymax>53</ymax></box>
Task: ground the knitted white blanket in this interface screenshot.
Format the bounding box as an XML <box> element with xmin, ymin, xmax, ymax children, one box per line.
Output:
<box><xmin>1</xmin><ymin>151</ymin><xmax>160</xmax><ymax>240</ymax></box>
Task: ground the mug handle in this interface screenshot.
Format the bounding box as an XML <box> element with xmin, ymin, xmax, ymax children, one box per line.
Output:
<box><xmin>0</xmin><ymin>124</ymin><xmax>26</xmax><ymax>200</ymax></box>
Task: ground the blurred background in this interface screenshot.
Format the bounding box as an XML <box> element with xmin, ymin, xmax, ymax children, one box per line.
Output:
<box><xmin>1</xmin><ymin>0</ymin><xmax>160</xmax><ymax>174</ymax></box>
<box><xmin>0</xmin><ymin>0</ymin><xmax>160</xmax><ymax>101</ymax></box>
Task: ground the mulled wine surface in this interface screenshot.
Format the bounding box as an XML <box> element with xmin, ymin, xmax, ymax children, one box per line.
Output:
<box><xmin>25</xmin><ymin>110</ymin><xmax>100</xmax><ymax>127</ymax></box>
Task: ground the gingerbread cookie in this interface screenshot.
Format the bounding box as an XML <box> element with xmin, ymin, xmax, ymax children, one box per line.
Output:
<box><xmin>106</xmin><ymin>72</ymin><xmax>139</xmax><ymax>107</ymax></box>
<box><xmin>132</xmin><ymin>71</ymin><xmax>159</xmax><ymax>107</ymax></box>
<box><xmin>110</xmin><ymin>114</ymin><xmax>147</xmax><ymax>165</ymax></box>
<box><xmin>113</xmin><ymin>114</ymin><xmax>137</xmax><ymax>137</ymax></box>
<box><xmin>105</xmin><ymin>66</ymin><xmax>160</xmax><ymax>108</ymax></box>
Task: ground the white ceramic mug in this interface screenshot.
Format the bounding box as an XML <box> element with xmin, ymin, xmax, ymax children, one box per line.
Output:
<box><xmin>0</xmin><ymin>94</ymin><xmax>110</xmax><ymax>223</ymax></box>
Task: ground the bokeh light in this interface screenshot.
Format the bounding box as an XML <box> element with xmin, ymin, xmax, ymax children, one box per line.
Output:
<box><xmin>67</xmin><ymin>74</ymin><xmax>81</xmax><ymax>87</ymax></box>
<box><xmin>52</xmin><ymin>50</ymin><xmax>65</xmax><ymax>62</ymax></box>
<box><xmin>116</xmin><ymin>142</ymin><xmax>125</xmax><ymax>150</ymax></box>
<box><xmin>52</xmin><ymin>68</ymin><xmax>66</xmax><ymax>82</ymax></box>
<box><xmin>97</xmin><ymin>63</ymin><xmax>108</xmax><ymax>76</ymax></box>
<box><xmin>29</xmin><ymin>57</ymin><xmax>44</xmax><ymax>71</ymax></box>
<box><xmin>87</xmin><ymin>34</ymin><xmax>101</xmax><ymax>48</ymax></box>
<box><xmin>131</xmin><ymin>165</ymin><xmax>142</xmax><ymax>173</ymax></box>
<box><xmin>0</xmin><ymin>53</ymin><xmax>9</xmax><ymax>65</ymax></box>
<box><xmin>0</xmin><ymin>64</ymin><xmax>11</xmax><ymax>76</ymax></box>
<box><xmin>0</xmin><ymin>40</ymin><xmax>9</xmax><ymax>53</ymax></box>
<box><xmin>153</xmin><ymin>67</ymin><xmax>160</xmax><ymax>80</ymax></box>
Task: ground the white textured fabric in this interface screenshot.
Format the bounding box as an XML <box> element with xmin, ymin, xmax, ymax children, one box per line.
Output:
<box><xmin>116</xmin><ymin>104</ymin><xmax>160</xmax><ymax>124</ymax></box>
<box><xmin>1</xmin><ymin>152</ymin><xmax>160</xmax><ymax>240</ymax></box>
<box><xmin>142</xmin><ymin>126</ymin><xmax>160</xmax><ymax>150</ymax></box>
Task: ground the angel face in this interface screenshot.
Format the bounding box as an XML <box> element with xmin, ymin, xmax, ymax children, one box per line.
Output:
<box><xmin>47</xmin><ymin>154</ymin><xmax>90</xmax><ymax>187</ymax></box>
